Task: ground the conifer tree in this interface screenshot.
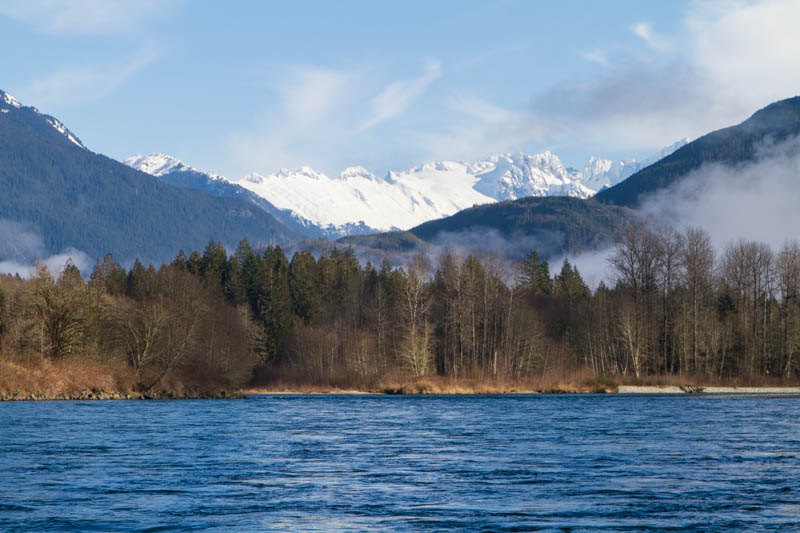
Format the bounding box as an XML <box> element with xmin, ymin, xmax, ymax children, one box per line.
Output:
<box><xmin>518</xmin><ymin>251</ymin><xmax>551</xmax><ymax>295</ymax></box>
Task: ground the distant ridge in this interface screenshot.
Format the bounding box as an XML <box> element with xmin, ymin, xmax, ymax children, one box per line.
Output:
<box><xmin>340</xmin><ymin>197</ymin><xmax>637</xmax><ymax>260</ymax></box>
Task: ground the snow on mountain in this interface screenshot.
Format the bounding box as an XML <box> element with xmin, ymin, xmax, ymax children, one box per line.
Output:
<box><xmin>126</xmin><ymin>139</ymin><xmax>687</xmax><ymax>238</ymax></box>
<box><xmin>240</xmin><ymin>163</ymin><xmax>493</xmax><ymax>232</ymax></box>
<box><xmin>575</xmin><ymin>138</ymin><xmax>690</xmax><ymax>192</ymax></box>
<box><xmin>0</xmin><ymin>90</ymin><xmax>85</xmax><ymax>149</ymax></box>
<box><xmin>579</xmin><ymin>157</ymin><xmax>639</xmax><ymax>192</ymax></box>
<box><xmin>471</xmin><ymin>152</ymin><xmax>594</xmax><ymax>200</ymax></box>
<box><xmin>123</xmin><ymin>153</ymin><xmax>226</xmax><ymax>181</ymax></box>
<box><xmin>44</xmin><ymin>117</ymin><xmax>85</xmax><ymax>149</ymax></box>
<box><xmin>1</xmin><ymin>91</ymin><xmax>21</xmax><ymax>108</ymax></box>
<box><xmin>235</xmin><ymin>141</ymin><xmax>687</xmax><ymax>233</ymax></box>
<box><xmin>642</xmin><ymin>138</ymin><xmax>689</xmax><ymax>166</ymax></box>
<box><xmin>124</xmin><ymin>154</ymin><xmax>331</xmax><ymax>238</ymax></box>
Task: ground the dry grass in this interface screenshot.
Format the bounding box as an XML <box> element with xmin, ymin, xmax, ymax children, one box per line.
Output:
<box><xmin>246</xmin><ymin>366</ymin><xmax>800</xmax><ymax>395</ymax></box>
<box><xmin>0</xmin><ymin>355</ymin><xmax>242</xmax><ymax>400</ymax></box>
<box><xmin>7</xmin><ymin>356</ymin><xmax>800</xmax><ymax>399</ymax></box>
<box><xmin>248</xmin><ymin>370</ymin><xmax>620</xmax><ymax>395</ymax></box>
<box><xmin>0</xmin><ymin>357</ymin><xmax>137</xmax><ymax>400</ymax></box>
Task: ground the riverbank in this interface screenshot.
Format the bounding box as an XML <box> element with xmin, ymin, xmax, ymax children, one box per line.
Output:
<box><xmin>0</xmin><ymin>359</ymin><xmax>242</xmax><ymax>401</ymax></box>
<box><xmin>617</xmin><ymin>385</ymin><xmax>800</xmax><ymax>394</ymax></box>
<box><xmin>5</xmin><ymin>359</ymin><xmax>800</xmax><ymax>400</ymax></box>
<box><xmin>245</xmin><ymin>374</ymin><xmax>800</xmax><ymax>396</ymax></box>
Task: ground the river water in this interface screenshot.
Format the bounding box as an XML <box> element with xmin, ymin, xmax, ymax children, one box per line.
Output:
<box><xmin>1</xmin><ymin>394</ymin><xmax>799</xmax><ymax>531</ymax></box>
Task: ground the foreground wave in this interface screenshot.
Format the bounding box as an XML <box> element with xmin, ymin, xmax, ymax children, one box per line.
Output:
<box><xmin>2</xmin><ymin>395</ymin><xmax>799</xmax><ymax>531</ymax></box>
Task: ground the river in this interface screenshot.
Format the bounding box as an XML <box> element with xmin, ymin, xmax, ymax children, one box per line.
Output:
<box><xmin>2</xmin><ymin>394</ymin><xmax>799</xmax><ymax>531</ymax></box>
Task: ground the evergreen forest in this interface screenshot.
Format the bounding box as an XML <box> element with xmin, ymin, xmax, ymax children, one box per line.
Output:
<box><xmin>3</xmin><ymin>224</ymin><xmax>800</xmax><ymax>398</ymax></box>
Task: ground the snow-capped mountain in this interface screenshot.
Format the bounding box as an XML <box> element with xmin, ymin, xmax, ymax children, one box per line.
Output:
<box><xmin>577</xmin><ymin>138</ymin><xmax>689</xmax><ymax>192</ymax></box>
<box><xmin>125</xmin><ymin>140</ymin><xmax>688</xmax><ymax>239</ymax></box>
<box><xmin>470</xmin><ymin>152</ymin><xmax>594</xmax><ymax>200</ymax></box>
<box><xmin>0</xmin><ymin>90</ymin><xmax>85</xmax><ymax>149</ymax></box>
<box><xmin>123</xmin><ymin>154</ymin><xmax>323</xmax><ymax>238</ymax></box>
<box><xmin>240</xmin><ymin>164</ymin><xmax>494</xmax><ymax>235</ymax></box>
<box><xmin>124</xmin><ymin>153</ymin><xmax>187</xmax><ymax>177</ymax></box>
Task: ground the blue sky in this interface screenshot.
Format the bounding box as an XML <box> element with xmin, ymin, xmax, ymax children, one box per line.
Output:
<box><xmin>2</xmin><ymin>0</ymin><xmax>798</xmax><ymax>177</ymax></box>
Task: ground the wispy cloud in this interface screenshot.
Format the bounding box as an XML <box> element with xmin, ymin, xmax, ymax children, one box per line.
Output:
<box><xmin>275</xmin><ymin>66</ymin><xmax>353</xmax><ymax>129</ymax></box>
<box><xmin>457</xmin><ymin>0</ymin><xmax>799</xmax><ymax>169</ymax></box>
<box><xmin>630</xmin><ymin>22</ymin><xmax>672</xmax><ymax>52</ymax></box>
<box><xmin>0</xmin><ymin>0</ymin><xmax>180</xmax><ymax>35</ymax></box>
<box><xmin>24</xmin><ymin>45</ymin><xmax>161</xmax><ymax>106</ymax></box>
<box><xmin>229</xmin><ymin>59</ymin><xmax>443</xmax><ymax>175</ymax></box>
<box><xmin>453</xmin><ymin>0</ymin><xmax>800</xmax><ymax>157</ymax></box>
<box><xmin>358</xmin><ymin>60</ymin><xmax>442</xmax><ymax>131</ymax></box>
<box><xmin>228</xmin><ymin>63</ymin><xmax>360</xmax><ymax>175</ymax></box>
<box><xmin>415</xmin><ymin>94</ymin><xmax>550</xmax><ymax>162</ymax></box>
<box><xmin>640</xmin><ymin>136</ymin><xmax>800</xmax><ymax>252</ymax></box>
<box><xmin>231</xmin><ymin>0</ymin><xmax>800</xmax><ymax>176</ymax></box>
<box><xmin>581</xmin><ymin>50</ymin><xmax>609</xmax><ymax>66</ymax></box>
<box><xmin>0</xmin><ymin>220</ymin><xmax>91</xmax><ymax>278</ymax></box>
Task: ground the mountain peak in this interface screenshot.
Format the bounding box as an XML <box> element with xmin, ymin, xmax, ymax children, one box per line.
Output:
<box><xmin>0</xmin><ymin>88</ymin><xmax>85</xmax><ymax>149</ymax></box>
<box><xmin>124</xmin><ymin>153</ymin><xmax>186</xmax><ymax>176</ymax></box>
<box><xmin>340</xmin><ymin>166</ymin><xmax>380</xmax><ymax>181</ymax></box>
<box><xmin>0</xmin><ymin>90</ymin><xmax>22</xmax><ymax>109</ymax></box>
<box><xmin>272</xmin><ymin>166</ymin><xmax>327</xmax><ymax>180</ymax></box>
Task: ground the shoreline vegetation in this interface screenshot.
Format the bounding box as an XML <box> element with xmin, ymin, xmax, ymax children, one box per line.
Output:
<box><xmin>4</xmin><ymin>225</ymin><xmax>800</xmax><ymax>401</ymax></box>
<box><xmin>3</xmin><ymin>358</ymin><xmax>799</xmax><ymax>400</ymax></box>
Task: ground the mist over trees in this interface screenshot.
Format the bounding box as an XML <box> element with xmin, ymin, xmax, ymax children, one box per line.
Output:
<box><xmin>2</xmin><ymin>226</ymin><xmax>800</xmax><ymax>395</ymax></box>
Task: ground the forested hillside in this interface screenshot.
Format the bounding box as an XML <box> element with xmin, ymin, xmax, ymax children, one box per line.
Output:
<box><xmin>153</xmin><ymin>165</ymin><xmax>323</xmax><ymax>239</ymax></box>
<box><xmin>341</xmin><ymin>196</ymin><xmax>637</xmax><ymax>260</ymax></box>
<box><xmin>596</xmin><ymin>96</ymin><xmax>800</xmax><ymax>206</ymax></box>
<box><xmin>0</xmin><ymin>90</ymin><xmax>294</xmax><ymax>263</ymax></box>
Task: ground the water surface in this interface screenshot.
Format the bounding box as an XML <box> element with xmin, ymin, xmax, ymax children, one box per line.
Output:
<box><xmin>2</xmin><ymin>394</ymin><xmax>799</xmax><ymax>531</ymax></box>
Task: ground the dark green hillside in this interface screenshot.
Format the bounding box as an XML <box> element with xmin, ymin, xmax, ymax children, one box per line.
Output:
<box><xmin>340</xmin><ymin>196</ymin><xmax>636</xmax><ymax>259</ymax></box>
<box><xmin>596</xmin><ymin>96</ymin><xmax>800</xmax><ymax>206</ymax></box>
<box><xmin>0</xmin><ymin>90</ymin><xmax>294</xmax><ymax>263</ymax></box>
<box><xmin>336</xmin><ymin>231</ymin><xmax>427</xmax><ymax>253</ymax></box>
<box><xmin>411</xmin><ymin>196</ymin><xmax>635</xmax><ymax>257</ymax></box>
<box><xmin>157</xmin><ymin>168</ymin><xmax>323</xmax><ymax>239</ymax></box>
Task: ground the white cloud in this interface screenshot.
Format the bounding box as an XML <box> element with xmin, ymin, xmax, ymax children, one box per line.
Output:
<box><xmin>581</xmin><ymin>50</ymin><xmax>609</xmax><ymax>66</ymax></box>
<box><xmin>631</xmin><ymin>22</ymin><xmax>672</xmax><ymax>52</ymax></box>
<box><xmin>0</xmin><ymin>0</ymin><xmax>179</xmax><ymax>35</ymax></box>
<box><xmin>229</xmin><ymin>59</ymin><xmax>443</xmax><ymax>175</ymax></box>
<box><xmin>431</xmin><ymin>0</ymin><xmax>800</xmax><ymax>162</ymax></box>
<box><xmin>229</xmin><ymin>0</ymin><xmax>800</xmax><ymax>176</ymax></box>
<box><xmin>631</xmin><ymin>22</ymin><xmax>655</xmax><ymax>44</ymax></box>
<box><xmin>276</xmin><ymin>66</ymin><xmax>353</xmax><ymax>129</ymax></box>
<box><xmin>527</xmin><ymin>0</ymin><xmax>800</xmax><ymax>152</ymax></box>
<box><xmin>358</xmin><ymin>60</ymin><xmax>442</xmax><ymax>131</ymax></box>
<box><xmin>641</xmin><ymin>136</ymin><xmax>800</xmax><ymax>252</ymax></box>
<box><xmin>24</xmin><ymin>45</ymin><xmax>160</xmax><ymax>106</ymax></box>
<box><xmin>0</xmin><ymin>220</ymin><xmax>92</xmax><ymax>278</ymax></box>
<box><xmin>228</xmin><ymin>64</ymin><xmax>360</xmax><ymax>175</ymax></box>
<box><xmin>415</xmin><ymin>94</ymin><xmax>550</xmax><ymax>162</ymax></box>
<box><xmin>0</xmin><ymin>250</ymin><xmax>93</xmax><ymax>279</ymax></box>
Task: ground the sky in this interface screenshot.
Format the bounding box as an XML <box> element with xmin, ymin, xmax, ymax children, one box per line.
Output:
<box><xmin>1</xmin><ymin>0</ymin><xmax>798</xmax><ymax>178</ymax></box>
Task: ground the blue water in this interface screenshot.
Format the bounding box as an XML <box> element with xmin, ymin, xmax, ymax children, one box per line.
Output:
<box><xmin>2</xmin><ymin>395</ymin><xmax>800</xmax><ymax>531</ymax></box>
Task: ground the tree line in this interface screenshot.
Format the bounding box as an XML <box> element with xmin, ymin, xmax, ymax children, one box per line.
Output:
<box><xmin>2</xmin><ymin>226</ymin><xmax>799</xmax><ymax>392</ymax></box>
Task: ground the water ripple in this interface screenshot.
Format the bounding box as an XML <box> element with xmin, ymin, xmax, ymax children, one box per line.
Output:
<box><xmin>2</xmin><ymin>395</ymin><xmax>800</xmax><ymax>531</ymax></box>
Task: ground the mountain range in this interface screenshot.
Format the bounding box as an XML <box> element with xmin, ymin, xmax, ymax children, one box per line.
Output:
<box><xmin>2</xmin><ymin>85</ymin><xmax>799</xmax><ymax>267</ymax></box>
<box><xmin>125</xmin><ymin>140</ymin><xmax>687</xmax><ymax>239</ymax></box>
<box><xmin>339</xmin><ymin>96</ymin><xmax>800</xmax><ymax>259</ymax></box>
